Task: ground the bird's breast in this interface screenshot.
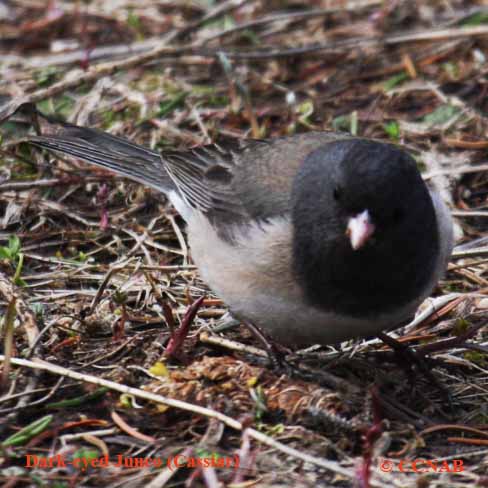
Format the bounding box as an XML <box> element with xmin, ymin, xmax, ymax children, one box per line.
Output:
<box><xmin>184</xmin><ymin>213</ymin><xmax>418</xmax><ymax>345</ymax></box>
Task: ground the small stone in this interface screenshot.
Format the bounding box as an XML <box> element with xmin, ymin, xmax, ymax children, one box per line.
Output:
<box><xmin>477</xmin><ymin>298</ymin><xmax>488</xmax><ymax>309</ymax></box>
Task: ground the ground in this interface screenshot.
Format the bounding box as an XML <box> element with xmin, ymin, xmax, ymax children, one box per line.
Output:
<box><xmin>0</xmin><ymin>1</ymin><xmax>487</xmax><ymax>487</ymax></box>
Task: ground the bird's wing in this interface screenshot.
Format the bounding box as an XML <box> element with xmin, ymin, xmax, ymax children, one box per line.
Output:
<box><xmin>163</xmin><ymin>131</ymin><xmax>350</xmax><ymax>228</ymax></box>
<box><xmin>24</xmin><ymin>111</ymin><xmax>348</xmax><ymax>233</ymax></box>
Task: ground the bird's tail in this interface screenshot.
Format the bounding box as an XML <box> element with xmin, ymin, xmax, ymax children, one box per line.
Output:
<box><xmin>24</xmin><ymin>111</ymin><xmax>174</xmax><ymax>193</ymax></box>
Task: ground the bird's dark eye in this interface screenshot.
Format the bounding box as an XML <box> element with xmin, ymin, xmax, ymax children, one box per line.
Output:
<box><xmin>392</xmin><ymin>207</ymin><xmax>404</xmax><ymax>222</ymax></box>
<box><xmin>333</xmin><ymin>186</ymin><xmax>343</xmax><ymax>201</ymax></box>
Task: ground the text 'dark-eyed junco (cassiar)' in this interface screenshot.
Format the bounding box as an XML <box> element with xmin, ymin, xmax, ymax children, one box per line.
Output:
<box><xmin>22</xmin><ymin>111</ymin><xmax>454</xmax><ymax>346</ymax></box>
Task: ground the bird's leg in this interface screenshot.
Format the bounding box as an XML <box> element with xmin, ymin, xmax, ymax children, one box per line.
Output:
<box><xmin>242</xmin><ymin>321</ymin><xmax>293</xmax><ymax>373</ymax></box>
<box><xmin>211</xmin><ymin>314</ymin><xmax>293</xmax><ymax>371</ymax></box>
<box><xmin>377</xmin><ymin>332</ymin><xmax>453</xmax><ymax>406</ymax></box>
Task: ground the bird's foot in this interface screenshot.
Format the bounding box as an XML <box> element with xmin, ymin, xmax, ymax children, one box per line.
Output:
<box><xmin>377</xmin><ymin>332</ymin><xmax>453</xmax><ymax>409</ymax></box>
<box><xmin>242</xmin><ymin>321</ymin><xmax>295</xmax><ymax>375</ymax></box>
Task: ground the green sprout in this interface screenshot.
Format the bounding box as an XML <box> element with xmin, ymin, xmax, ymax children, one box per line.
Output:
<box><xmin>0</xmin><ymin>236</ymin><xmax>26</xmax><ymax>286</ymax></box>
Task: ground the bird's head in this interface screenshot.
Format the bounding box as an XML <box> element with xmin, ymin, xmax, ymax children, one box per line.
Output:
<box><xmin>291</xmin><ymin>139</ymin><xmax>439</xmax><ymax>317</ymax></box>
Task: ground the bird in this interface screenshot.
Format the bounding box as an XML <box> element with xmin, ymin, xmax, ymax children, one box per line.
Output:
<box><xmin>23</xmin><ymin>111</ymin><xmax>453</xmax><ymax>347</ymax></box>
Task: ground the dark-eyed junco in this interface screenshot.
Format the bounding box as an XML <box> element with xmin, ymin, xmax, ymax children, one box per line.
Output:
<box><xmin>23</xmin><ymin>113</ymin><xmax>453</xmax><ymax>346</ymax></box>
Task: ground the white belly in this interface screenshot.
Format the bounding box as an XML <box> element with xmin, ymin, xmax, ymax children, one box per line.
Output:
<box><xmin>185</xmin><ymin>213</ymin><xmax>419</xmax><ymax>345</ymax></box>
<box><xmin>170</xmin><ymin>190</ymin><xmax>452</xmax><ymax>346</ymax></box>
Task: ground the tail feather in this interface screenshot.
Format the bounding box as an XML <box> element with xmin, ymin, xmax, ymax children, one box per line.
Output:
<box><xmin>28</xmin><ymin>123</ymin><xmax>174</xmax><ymax>193</ymax></box>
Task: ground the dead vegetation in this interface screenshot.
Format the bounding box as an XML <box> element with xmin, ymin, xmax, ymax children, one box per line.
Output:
<box><xmin>0</xmin><ymin>1</ymin><xmax>487</xmax><ymax>487</ymax></box>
